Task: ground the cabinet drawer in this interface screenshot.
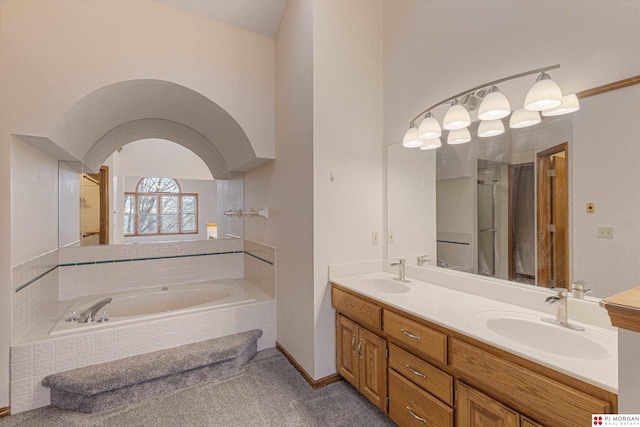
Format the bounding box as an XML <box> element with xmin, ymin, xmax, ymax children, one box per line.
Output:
<box><xmin>389</xmin><ymin>343</ymin><xmax>453</xmax><ymax>405</ymax></box>
<box><xmin>384</xmin><ymin>310</ymin><xmax>447</xmax><ymax>364</ymax></box>
<box><xmin>451</xmin><ymin>338</ymin><xmax>612</xmax><ymax>427</ymax></box>
<box><xmin>332</xmin><ymin>286</ymin><xmax>381</xmax><ymax>330</ymax></box>
<box><xmin>388</xmin><ymin>369</ymin><xmax>453</xmax><ymax>427</ymax></box>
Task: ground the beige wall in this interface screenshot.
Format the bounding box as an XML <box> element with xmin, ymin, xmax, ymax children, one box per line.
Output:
<box><xmin>312</xmin><ymin>0</ymin><xmax>384</xmax><ymax>378</ymax></box>
<box><xmin>244</xmin><ymin>0</ymin><xmax>316</xmax><ymax>374</ymax></box>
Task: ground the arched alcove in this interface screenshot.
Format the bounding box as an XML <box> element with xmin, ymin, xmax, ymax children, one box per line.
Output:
<box><xmin>47</xmin><ymin>79</ymin><xmax>271</xmax><ymax>176</ymax></box>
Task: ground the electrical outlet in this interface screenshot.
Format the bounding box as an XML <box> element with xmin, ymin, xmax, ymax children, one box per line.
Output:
<box><xmin>372</xmin><ymin>232</ymin><xmax>379</xmax><ymax>246</ymax></box>
<box><xmin>597</xmin><ymin>227</ymin><xmax>613</xmax><ymax>239</ymax></box>
<box><xmin>388</xmin><ymin>231</ymin><xmax>395</xmax><ymax>245</ymax></box>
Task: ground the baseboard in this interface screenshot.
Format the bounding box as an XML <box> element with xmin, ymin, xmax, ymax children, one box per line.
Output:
<box><xmin>0</xmin><ymin>406</ymin><xmax>9</xmax><ymax>418</ymax></box>
<box><xmin>275</xmin><ymin>341</ymin><xmax>341</xmax><ymax>389</ymax></box>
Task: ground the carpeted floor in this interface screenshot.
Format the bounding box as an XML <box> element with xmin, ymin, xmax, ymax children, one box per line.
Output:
<box><xmin>0</xmin><ymin>348</ymin><xmax>397</xmax><ymax>426</ymax></box>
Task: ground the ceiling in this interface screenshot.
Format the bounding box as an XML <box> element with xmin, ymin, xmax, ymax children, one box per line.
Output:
<box><xmin>156</xmin><ymin>0</ymin><xmax>286</xmax><ymax>38</ymax></box>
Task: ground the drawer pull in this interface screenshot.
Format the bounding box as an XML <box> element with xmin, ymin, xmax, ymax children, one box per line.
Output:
<box><xmin>406</xmin><ymin>406</ymin><xmax>427</xmax><ymax>424</ymax></box>
<box><xmin>357</xmin><ymin>338</ymin><xmax>363</xmax><ymax>359</ymax></box>
<box><xmin>351</xmin><ymin>335</ymin><xmax>357</xmax><ymax>353</ymax></box>
<box><xmin>400</xmin><ymin>328</ymin><xmax>421</xmax><ymax>341</ymax></box>
<box><xmin>405</xmin><ymin>364</ymin><xmax>427</xmax><ymax>379</ymax></box>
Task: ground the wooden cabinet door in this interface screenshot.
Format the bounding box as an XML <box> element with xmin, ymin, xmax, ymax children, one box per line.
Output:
<box><xmin>359</xmin><ymin>327</ymin><xmax>388</xmax><ymax>412</ymax></box>
<box><xmin>521</xmin><ymin>417</ymin><xmax>544</xmax><ymax>427</ymax></box>
<box><xmin>457</xmin><ymin>383</ymin><xmax>519</xmax><ymax>427</ymax></box>
<box><xmin>336</xmin><ymin>314</ymin><xmax>359</xmax><ymax>387</ymax></box>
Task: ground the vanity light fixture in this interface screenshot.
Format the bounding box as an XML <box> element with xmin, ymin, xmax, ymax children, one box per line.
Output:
<box><xmin>509</xmin><ymin>108</ymin><xmax>541</xmax><ymax>128</ymax></box>
<box><xmin>541</xmin><ymin>93</ymin><xmax>580</xmax><ymax>116</ymax></box>
<box><xmin>443</xmin><ymin>99</ymin><xmax>471</xmax><ymax>130</ymax></box>
<box><xmin>478</xmin><ymin>86</ymin><xmax>511</xmax><ymax>120</ymax></box>
<box><xmin>447</xmin><ymin>128</ymin><xmax>471</xmax><ymax>145</ymax></box>
<box><xmin>524</xmin><ymin>72</ymin><xmax>563</xmax><ymax>111</ymax></box>
<box><xmin>419</xmin><ymin>137</ymin><xmax>442</xmax><ymax>150</ymax></box>
<box><xmin>478</xmin><ymin>119</ymin><xmax>505</xmax><ymax>137</ymax></box>
<box><xmin>417</xmin><ymin>111</ymin><xmax>442</xmax><ymax>139</ymax></box>
<box><xmin>402</xmin><ymin>65</ymin><xmax>581</xmax><ymax>149</ymax></box>
<box><xmin>402</xmin><ymin>124</ymin><xmax>424</xmax><ymax>148</ymax></box>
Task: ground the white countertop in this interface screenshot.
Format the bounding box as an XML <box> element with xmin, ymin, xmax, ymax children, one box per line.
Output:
<box><xmin>331</xmin><ymin>270</ymin><xmax>618</xmax><ymax>394</ymax></box>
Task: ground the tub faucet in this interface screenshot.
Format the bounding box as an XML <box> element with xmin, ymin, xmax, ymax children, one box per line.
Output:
<box><xmin>78</xmin><ymin>297</ymin><xmax>113</xmax><ymax>323</ymax></box>
<box><xmin>541</xmin><ymin>288</ymin><xmax>584</xmax><ymax>331</ymax></box>
<box><xmin>390</xmin><ymin>259</ymin><xmax>410</xmax><ymax>283</ymax></box>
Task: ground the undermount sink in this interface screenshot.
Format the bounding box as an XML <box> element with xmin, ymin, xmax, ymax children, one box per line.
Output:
<box><xmin>358</xmin><ymin>277</ymin><xmax>411</xmax><ymax>294</ymax></box>
<box><xmin>475</xmin><ymin>311</ymin><xmax>611</xmax><ymax>360</ymax></box>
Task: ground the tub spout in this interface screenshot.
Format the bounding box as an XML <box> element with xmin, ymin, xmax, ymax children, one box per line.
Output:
<box><xmin>78</xmin><ymin>297</ymin><xmax>112</xmax><ymax>323</ymax></box>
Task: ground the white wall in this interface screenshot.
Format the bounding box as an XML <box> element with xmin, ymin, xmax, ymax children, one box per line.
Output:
<box><xmin>572</xmin><ymin>85</ymin><xmax>640</xmax><ymax>298</ymax></box>
<box><xmin>312</xmin><ymin>0</ymin><xmax>384</xmax><ymax>378</ymax></box>
<box><xmin>387</xmin><ymin>143</ymin><xmax>437</xmax><ymax>265</ymax></box>
<box><xmin>58</xmin><ymin>163</ymin><xmax>81</xmax><ymax>248</ymax></box>
<box><xmin>244</xmin><ymin>0</ymin><xmax>316</xmax><ymax>375</ymax></box>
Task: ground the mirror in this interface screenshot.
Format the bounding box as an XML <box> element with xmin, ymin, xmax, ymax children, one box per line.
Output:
<box><xmin>59</xmin><ymin>138</ymin><xmax>244</xmax><ymax>247</ymax></box>
<box><xmin>387</xmin><ymin>81</ymin><xmax>640</xmax><ymax>299</ymax></box>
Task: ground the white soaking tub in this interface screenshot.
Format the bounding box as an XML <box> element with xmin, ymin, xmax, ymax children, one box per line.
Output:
<box><xmin>50</xmin><ymin>280</ymin><xmax>255</xmax><ymax>335</ymax></box>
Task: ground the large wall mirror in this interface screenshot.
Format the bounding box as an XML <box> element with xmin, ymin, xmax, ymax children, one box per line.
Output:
<box><xmin>387</xmin><ymin>79</ymin><xmax>640</xmax><ymax>299</ymax></box>
<box><xmin>58</xmin><ymin>138</ymin><xmax>244</xmax><ymax>248</ymax></box>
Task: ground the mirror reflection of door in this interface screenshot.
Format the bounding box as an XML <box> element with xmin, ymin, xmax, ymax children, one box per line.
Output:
<box><xmin>508</xmin><ymin>163</ymin><xmax>535</xmax><ymax>284</ymax></box>
<box><xmin>81</xmin><ymin>166</ymin><xmax>109</xmax><ymax>245</ymax></box>
<box><xmin>537</xmin><ymin>143</ymin><xmax>569</xmax><ymax>288</ymax></box>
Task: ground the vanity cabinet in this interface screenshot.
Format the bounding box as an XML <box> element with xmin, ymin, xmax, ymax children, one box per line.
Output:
<box><xmin>336</xmin><ymin>314</ymin><xmax>387</xmax><ymax>412</ymax></box>
<box><xmin>331</xmin><ymin>283</ymin><xmax>616</xmax><ymax>427</ymax></box>
<box><xmin>457</xmin><ymin>382</ymin><xmax>519</xmax><ymax>427</ymax></box>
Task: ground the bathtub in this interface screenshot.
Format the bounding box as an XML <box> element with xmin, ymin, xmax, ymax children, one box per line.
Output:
<box><xmin>50</xmin><ymin>280</ymin><xmax>255</xmax><ymax>335</ymax></box>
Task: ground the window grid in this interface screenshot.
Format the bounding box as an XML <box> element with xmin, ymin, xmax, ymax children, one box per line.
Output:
<box><xmin>124</xmin><ymin>177</ymin><xmax>198</xmax><ymax>236</ymax></box>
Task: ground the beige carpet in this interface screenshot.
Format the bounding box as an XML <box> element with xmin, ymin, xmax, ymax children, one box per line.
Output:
<box><xmin>0</xmin><ymin>348</ymin><xmax>397</xmax><ymax>426</ymax></box>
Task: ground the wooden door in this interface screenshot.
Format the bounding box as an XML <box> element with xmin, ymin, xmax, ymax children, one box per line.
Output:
<box><xmin>457</xmin><ymin>383</ymin><xmax>519</xmax><ymax>427</ymax></box>
<box><xmin>336</xmin><ymin>314</ymin><xmax>359</xmax><ymax>388</ymax></box>
<box><xmin>358</xmin><ymin>327</ymin><xmax>387</xmax><ymax>412</ymax></box>
<box><xmin>536</xmin><ymin>143</ymin><xmax>569</xmax><ymax>288</ymax></box>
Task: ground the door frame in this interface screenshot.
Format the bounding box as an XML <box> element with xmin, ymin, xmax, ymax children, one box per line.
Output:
<box><xmin>536</xmin><ymin>142</ymin><xmax>569</xmax><ymax>288</ymax></box>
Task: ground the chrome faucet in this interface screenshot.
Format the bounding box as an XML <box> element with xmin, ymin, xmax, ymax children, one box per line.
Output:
<box><xmin>541</xmin><ymin>288</ymin><xmax>584</xmax><ymax>331</ymax></box>
<box><xmin>390</xmin><ymin>259</ymin><xmax>410</xmax><ymax>283</ymax></box>
<box><xmin>417</xmin><ymin>255</ymin><xmax>430</xmax><ymax>267</ymax></box>
<box><xmin>571</xmin><ymin>280</ymin><xmax>592</xmax><ymax>299</ymax></box>
<box><xmin>78</xmin><ymin>297</ymin><xmax>112</xmax><ymax>323</ymax></box>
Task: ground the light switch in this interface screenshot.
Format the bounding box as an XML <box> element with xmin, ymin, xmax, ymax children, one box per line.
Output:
<box><xmin>372</xmin><ymin>232</ymin><xmax>379</xmax><ymax>246</ymax></box>
<box><xmin>388</xmin><ymin>231</ymin><xmax>395</xmax><ymax>245</ymax></box>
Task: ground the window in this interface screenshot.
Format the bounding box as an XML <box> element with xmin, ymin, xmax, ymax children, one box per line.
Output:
<box><xmin>124</xmin><ymin>177</ymin><xmax>198</xmax><ymax>236</ymax></box>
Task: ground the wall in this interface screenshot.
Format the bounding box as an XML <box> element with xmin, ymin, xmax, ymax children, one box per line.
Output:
<box><xmin>387</xmin><ymin>143</ymin><xmax>437</xmax><ymax>266</ymax></box>
<box><xmin>244</xmin><ymin>0</ymin><xmax>316</xmax><ymax>376</ymax></box>
<box><xmin>572</xmin><ymin>85</ymin><xmax>640</xmax><ymax>298</ymax></box>
<box><xmin>312</xmin><ymin>0</ymin><xmax>384</xmax><ymax>378</ymax></box>
<box><xmin>383</xmin><ymin>1</ymin><xmax>640</xmax><ymax>149</ymax></box>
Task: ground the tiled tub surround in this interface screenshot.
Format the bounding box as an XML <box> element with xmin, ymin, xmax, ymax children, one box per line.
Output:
<box><xmin>244</xmin><ymin>240</ymin><xmax>275</xmax><ymax>298</ymax></box>
<box><xmin>12</xmin><ymin>249</ymin><xmax>60</xmax><ymax>342</ymax></box>
<box><xmin>10</xmin><ymin>238</ymin><xmax>277</xmax><ymax>414</ymax></box>
<box><xmin>58</xmin><ymin>239</ymin><xmax>245</xmax><ymax>300</ymax></box>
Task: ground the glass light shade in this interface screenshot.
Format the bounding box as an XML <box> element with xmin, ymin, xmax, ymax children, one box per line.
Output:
<box><xmin>419</xmin><ymin>138</ymin><xmax>442</xmax><ymax>150</ymax></box>
<box><xmin>541</xmin><ymin>93</ymin><xmax>580</xmax><ymax>116</ymax></box>
<box><xmin>509</xmin><ymin>108</ymin><xmax>541</xmax><ymax>128</ymax></box>
<box><xmin>524</xmin><ymin>73</ymin><xmax>563</xmax><ymax>111</ymax></box>
<box><xmin>447</xmin><ymin>128</ymin><xmax>471</xmax><ymax>145</ymax></box>
<box><xmin>478</xmin><ymin>88</ymin><xmax>511</xmax><ymax>120</ymax></box>
<box><xmin>443</xmin><ymin>101</ymin><xmax>471</xmax><ymax>130</ymax></box>
<box><xmin>402</xmin><ymin>126</ymin><xmax>424</xmax><ymax>148</ymax></box>
<box><xmin>417</xmin><ymin>112</ymin><xmax>441</xmax><ymax>139</ymax></box>
<box><xmin>478</xmin><ymin>119</ymin><xmax>505</xmax><ymax>137</ymax></box>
